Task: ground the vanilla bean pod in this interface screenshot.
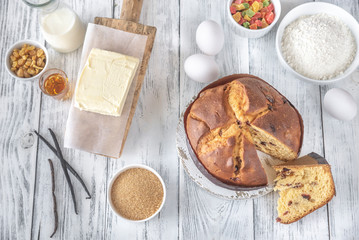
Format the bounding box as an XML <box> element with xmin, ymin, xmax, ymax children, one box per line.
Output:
<box><xmin>33</xmin><ymin>130</ymin><xmax>91</xmax><ymax>199</ymax></box>
<box><xmin>49</xmin><ymin>129</ymin><xmax>78</xmax><ymax>214</ymax></box>
<box><xmin>48</xmin><ymin>159</ymin><xmax>58</xmax><ymax>238</ymax></box>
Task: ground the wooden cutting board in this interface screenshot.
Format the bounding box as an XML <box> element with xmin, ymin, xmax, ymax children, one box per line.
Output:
<box><xmin>94</xmin><ymin>0</ymin><xmax>156</xmax><ymax>157</ymax></box>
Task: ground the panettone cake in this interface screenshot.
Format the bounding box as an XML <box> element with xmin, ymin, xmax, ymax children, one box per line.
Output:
<box><xmin>273</xmin><ymin>152</ymin><xmax>335</xmax><ymax>224</ymax></box>
<box><xmin>184</xmin><ymin>74</ymin><xmax>303</xmax><ymax>187</ymax></box>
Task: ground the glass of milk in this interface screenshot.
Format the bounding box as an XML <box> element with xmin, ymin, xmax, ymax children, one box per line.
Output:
<box><xmin>22</xmin><ymin>0</ymin><xmax>86</xmax><ymax>53</ymax></box>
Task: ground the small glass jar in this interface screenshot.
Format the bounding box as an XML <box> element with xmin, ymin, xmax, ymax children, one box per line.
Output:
<box><xmin>22</xmin><ymin>0</ymin><xmax>86</xmax><ymax>53</ymax></box>
<box><xmin>39</xmin><ymin>68</ymin><xmax>70</xmax><ymax>100</ymax></box>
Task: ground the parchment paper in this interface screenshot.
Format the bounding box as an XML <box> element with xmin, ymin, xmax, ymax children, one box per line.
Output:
<box><xmin>64</xmin><ymin>23</ymin><xmax>148</xmax><ymax>158</ymax></box>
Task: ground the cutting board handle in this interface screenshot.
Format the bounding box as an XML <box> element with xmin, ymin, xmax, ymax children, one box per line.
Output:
<box><xmin>120</xmin><ymin>0</ymin><xmax>143</xmax><ymax>23</ymax></box>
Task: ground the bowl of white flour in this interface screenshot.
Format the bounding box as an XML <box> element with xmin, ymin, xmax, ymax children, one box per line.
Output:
<box><xmin>276</xmin><ymin>2</ymin><xmax>359</xmax><ymax>84</ymax></box>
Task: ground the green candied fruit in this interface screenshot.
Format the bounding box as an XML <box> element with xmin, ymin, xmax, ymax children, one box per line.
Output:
<box><xmin>243</xmin><ymin>3</ymin><xmax>250</xmax><ymax>9</ymax></box>
<box><xmin>245</xmin><ymin>9</ymin><xmax>255</xmax><ymax>17</ymax></box>
<box><xmin>243</xmin><ymin>22</ymin><xmax>250</xmax><ymax>28</ymax></box>
<box><xmin>263</xmin><ymin>0</ymin><xmax>269</xmax><ymax>7</ymax></box>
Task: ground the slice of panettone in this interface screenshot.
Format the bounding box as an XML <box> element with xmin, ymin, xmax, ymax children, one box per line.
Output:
<box><xmin>273</xmin><ymin>152</ymin><xmax>335</xmax><ymax>224</ymax></box>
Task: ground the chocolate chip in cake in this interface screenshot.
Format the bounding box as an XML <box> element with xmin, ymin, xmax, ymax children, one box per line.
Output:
<box><xmin>276</xmin><ymin>217</ymin><xmax>281</xmax><ymax>222</ymax></box>
<box><xmin>283</xmin><ymin>211</ymin><xmax>289</xmax><ymax>215</ymax></box>
<box><xmin>282</xmin><ymin>97</ymin><xmax>288</xmax><ymax>104</ymax></box>
<box><xmin>280</xmin><ymin>168</ymin><xmax>293</xmax><ymax>178</ymax></box>
<box><xmin>234</xmin><ymin>156</ymin><xmax>242</xmax><ymax>169</ymax></box>
<box><xmin>301</xmin><ymin>194</ymin><xmax>311</xmax><ymax>200</ymax></box>
<box><xmin>234</xmin><ymin>165</ymin><xmax>239</xmax><ymax>174</ymax></box>
<box><xmin>219</xmin><ymin>129</ymin><xmax>223</xmax><ymax>137</ymax></box>
<box><xmin>246</xmin><ymin>121</ymin><xmax>251</xmax><ymax>126</ymax></box>
<box><xmin>236</xmin><ymin>120</ymin><xmax>242</xmax><ymax>128</ymax></box>
<box><xmin>292</xmin><ymin>183</ymin><xmax>303</xmax><ymax>188</ymax></box>
<box><xmin>235</xmin><ymin>156</ymin><xmax>242</xmax><ymax>165</ymax></box>
<box><xmin>288</xmin><ymin>201</ymin><xmax>293</xmax><ymax>206</ymax></box>
<box><xmin>267</xmin><ymin>104</ymin><xmax>273</xmax><ymax>111</ymax></box>
<box><xmin>269</xmin><ymin>142</ymin><xmax>276</xmax><ymax>146</ymax></box>
<box><xmin>260</xmin><ymin>141</ymin><xmax>266</xmax><ymax>146</ymax></box>
<box><xmin>265</xmin><ymin>95</ymin><xmax>274</xmax><ymax>103</ymax></box>
<box><xmin>270</xmin><ymin>124</ymin><xmax>276</xmax><ymax>132</ymax></box>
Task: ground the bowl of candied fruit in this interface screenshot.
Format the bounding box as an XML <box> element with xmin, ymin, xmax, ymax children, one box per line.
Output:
<box><xmin>227</xmin><ymin>0</ymin><xmax>281</xmax><ymax>38</ymax></box>
<box><xmin>5</xmin><ymin>40</ymin><xmax>48</xmax><ymax>80</ymax></box>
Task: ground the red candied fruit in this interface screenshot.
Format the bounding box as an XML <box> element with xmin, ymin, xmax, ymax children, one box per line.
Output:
<box><xmin>253</xmin><ymin>12</ymin><xmax>261</xmax><ymax>18</ymax></box>
<box><xmin>230</xmin><ymin>6</ymin><xmax>237</xmax><ymax>14</ymax></box>
<box><xmin>255</xmin><ymin>20</ymin><xmax>262</xmax><ymax>27</ymax></box>
<box><xmin>238</xmin><ymin>18</ymin><xmax>246</xmax><ymax>25</ymax></box>
<box><xmin>265</xmin><ymin>12</ymin><xmax>275</xmax><ymax>24</ymax></box>
<box><xmin>267</xmin><ymin>3</ymin><xmax>274</xmax><ymax>12</ymax></box>
<box><xmin>250</xmin><ymin>23</ymin><xmax>257</xmax><ymax>29</ymax></box>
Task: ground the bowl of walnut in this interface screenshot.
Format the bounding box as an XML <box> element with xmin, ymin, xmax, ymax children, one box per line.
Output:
<box><xmin>5</xmin><ymin>40</ymin><xmax>48</xmax><ymax>80</ymax></box>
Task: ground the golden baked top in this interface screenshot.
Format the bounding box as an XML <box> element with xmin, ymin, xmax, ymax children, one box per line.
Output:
<box><xmin>185</xmin><ymin>74</ymin><xmax>303</xmax><ymax>187</ymax></box>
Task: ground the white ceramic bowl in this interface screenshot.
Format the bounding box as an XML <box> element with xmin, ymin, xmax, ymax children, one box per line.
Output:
<box><xmin>227</xmin><ymin>0</ymin><xmax>281</xmax><ymax>38</ymax></box>
<box><xmin>108</xmin><ymin>164</ymin><xmax>166</xmax><ymax>222</ymax></box>
<box><xmin>5</xmin><ymin>39</ymin><xmax>49</xmax><ymax>81</ymax></box>
<box><xmin>276</xmin><ymin>2</ymin><xmax>359</xmax><ymax>85</ymax></box>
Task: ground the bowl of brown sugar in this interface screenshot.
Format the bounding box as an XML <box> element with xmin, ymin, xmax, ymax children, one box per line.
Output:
<box><xmin>108</xmin><ymin>164</ymin><xmax>166</xmax><ymax>222</ymax></box>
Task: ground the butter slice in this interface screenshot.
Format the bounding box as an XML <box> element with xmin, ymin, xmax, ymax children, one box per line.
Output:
<box><xmin>74</xmin><ymin>48</ymin><xmax>139</xmax><ymax>117</ymax></box>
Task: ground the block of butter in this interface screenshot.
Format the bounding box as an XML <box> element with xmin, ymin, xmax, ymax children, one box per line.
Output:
<box><xmin>74</xmin><ymin>48</ymin><xmax>139</xmax><ymax>117</ymax></box>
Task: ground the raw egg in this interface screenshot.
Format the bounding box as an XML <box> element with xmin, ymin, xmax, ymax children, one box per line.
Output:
<box><xmin>184</xmin><ymin>54</ymin><xmax>219</xmax><ymax>83</ymax></box>
<box><xmin>323</xmin><ymin>88</ymin><xmax>357</xmax><ymax>121</ymax></box>
<box><xmin>196</xmin><ymin>20</ymin><xmax>224</xmax><ymax>56</ymax></box>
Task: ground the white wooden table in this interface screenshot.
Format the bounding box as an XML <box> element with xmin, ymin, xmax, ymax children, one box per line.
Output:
<box><xmin>1</xmin><ymin>0</ymin><xmax>358</xmax><ymax>239</ymax></box>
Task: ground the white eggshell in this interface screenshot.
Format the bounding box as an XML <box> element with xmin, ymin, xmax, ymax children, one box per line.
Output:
<box><xmin>323</xmin><ymin>88</ymin><xmax>357</xmax><ymax>121</ymax></box>
<box><xmin>184</xmin><ymin>54</ymin><xmax>219</xmax><ymax>83</ymax></box>
<box><xmin>196</xmin><ymin>20</ymin><xmax>224</xmax><ymax>56</ymax></box>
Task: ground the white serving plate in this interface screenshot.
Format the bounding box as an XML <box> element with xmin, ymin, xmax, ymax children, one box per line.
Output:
<box><xmin>276</xmin><ymin>2</ymin><xmax>359</xmax><ymax>84</ymax></box>
<box><xmin>176</xmin><ymin>99</ymin><xmax>285</xmax><ymax>200</ymax></box>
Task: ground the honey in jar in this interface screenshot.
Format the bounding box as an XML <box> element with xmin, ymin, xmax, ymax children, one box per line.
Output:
<box><xmin>39</xmin><ymin>68</ymin><xmax>70</xmax><ymax>100</ymax></box>
<box><xmin>43</xmin><ymin>73</ymin><xmax>67</xmax><ymax>95</ymax></box>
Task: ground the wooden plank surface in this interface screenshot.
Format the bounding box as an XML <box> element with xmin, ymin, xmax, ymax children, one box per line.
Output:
<box><xmin>30</xmin><ymin>0</ymin><xmax>112</xmax><ymax>239</ymax></box>
<box><xmin>179</xmin><ymin>1</ymin><xmax>254</xmax><ymax>240</ymax></box>
<box><xmin>0</xmin><ymin>1</ymin><xmax>43</xmax><ymax>240</ymax></box>
<box><xmin>320</xmin><ymin>0</ymin><xmax>359</xmax><ymax>239</ymax></box>
<box><xmin>104</xmin><ymin>0</ymin><xmax>179</xmax><ymax>239</ymax></box>
<box><xmin>252</xmin><ymin>1</ymin><xmax>330</xmax><ymax>239</ymax></box>
<box><xmin>0</xmin><ymin>0</ymin><xmax>359</xmax><ymax>239</ymax></box>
